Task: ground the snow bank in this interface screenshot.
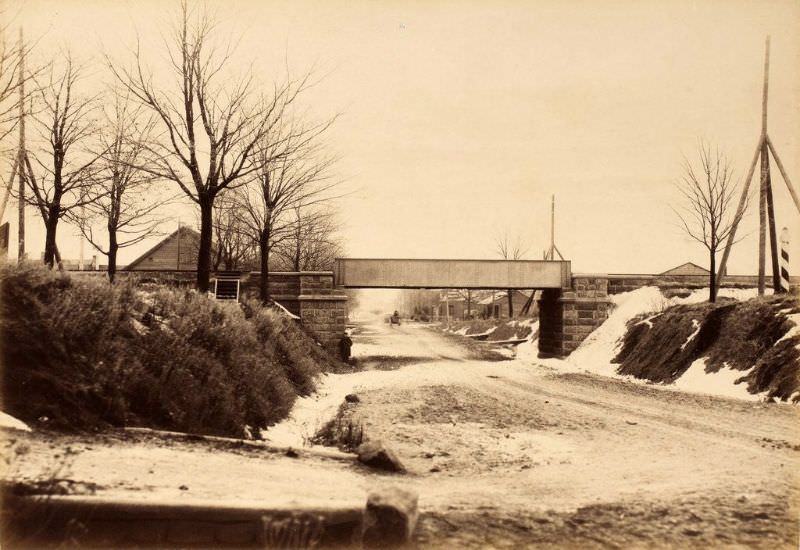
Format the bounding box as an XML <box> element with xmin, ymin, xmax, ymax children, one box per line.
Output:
<box><xmin>0</xmin><ymin>411</ymin><xmax>31</xmax><ymax>432</ymax></box>
<box><xmin>673</xmin><ymin>359</ymin><xmax>754</xmax><ymax>400</ymax></box>
<box><xmin>516</xmin><ymin>286</ymin><xmax>768</xmax><ymax>400</ymax></box>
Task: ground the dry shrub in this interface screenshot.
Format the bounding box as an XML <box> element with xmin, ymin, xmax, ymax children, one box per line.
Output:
<box><xmin>0</xmin><ymin>264</ymin><xmax>338</xmax><ymax>436</ymax></box>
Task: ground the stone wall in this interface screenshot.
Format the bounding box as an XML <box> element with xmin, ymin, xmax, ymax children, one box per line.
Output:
<box><xmin>299</xmin><ymin>296</ymin><xmax>348</xmax><ymax>354</ymax></box>
<box><xmin>537</xmin><ymin>271</ymin><xmax>780</xmax><ymax>358</ymax></box>
<box><xmin>538</xmin><ymin>277</ymin><xmax>611</xmax><ymax>358</ymax></box>
<box><xmin>241</xmin><ymin>272</ymin><xmax>348</xmax><ymax>355</ymax></box>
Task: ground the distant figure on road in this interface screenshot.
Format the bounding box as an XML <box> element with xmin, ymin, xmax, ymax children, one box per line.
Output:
<box><xmin>390</xmin><ymin>310</ymin><xmax>401</xmax><ymax>326</ymax></box>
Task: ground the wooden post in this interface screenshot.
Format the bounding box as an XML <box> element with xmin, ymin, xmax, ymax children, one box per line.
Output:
<box><xmin>758</xmin><ymin>149</ymin><xmax>767</xmax><ymax>295</ymax></box>
<box><xmin>715</xmin><ymin>138</ymin><xmax>763</xmax><ymax>288</ymax></box>
<box><xmin>765</xmin><ymin>168</ymin><xmax>780</xmax><ymax>291</ymax></box>
<box><xmin>757</xmin><ymin>36</ymin><xmax>770</xmax><ymax>296</ymax></box>
<box><xmin>550</xmin><ymin>195</ymin><xmax>555</xmax><ymax>260</ymax></box>
<box><xmin>17</xmin><ymin>28</ymin><xmax>26</xmax><ymax>261</ymax></box>
<box><xmin>766</xmin><ymin>136</ymin><xmax>800</xmax><ymax>213</ymax></box>
<box><xmin>0</xmin><ymin>158</ymin><xmax>18</xmax><ymax>222</ymax></box>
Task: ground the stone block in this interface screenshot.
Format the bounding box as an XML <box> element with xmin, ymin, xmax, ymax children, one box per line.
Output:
<box><xmin>357</xmin><ymin>441</ymin><xmax>405</xmax><ymax>472</ymax></box>
<box><xmin>363</xmin><ymin>487</ymin><xmax>419</xmax><ymax>548</ymax></box>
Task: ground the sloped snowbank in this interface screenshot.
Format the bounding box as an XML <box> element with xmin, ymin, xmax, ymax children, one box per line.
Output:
<box><xmin>516</xmin><ymin>287</ymin><xmax>775</xmax><ymax>400</ymax></box>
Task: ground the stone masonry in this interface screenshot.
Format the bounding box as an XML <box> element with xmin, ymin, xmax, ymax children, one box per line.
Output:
<box><xmin>240</xmin><ymin>271</ymin><xmax>348</xmax><ymax>356</ymax></box>
<box><xmin>538</xmin><ymin>277</ymin><xmax>611</xmax><ymax>358</ymax></box>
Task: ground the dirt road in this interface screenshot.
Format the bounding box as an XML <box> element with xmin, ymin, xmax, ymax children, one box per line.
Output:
<box><xmin>5</xmin><ymin>317</ymin><xmax>798</xmax><ymax>548</ymax></box>
<box><xmin>325</xmin><ymin>318</ymin><xmax>800</xmax><ymax>548</ymax></box>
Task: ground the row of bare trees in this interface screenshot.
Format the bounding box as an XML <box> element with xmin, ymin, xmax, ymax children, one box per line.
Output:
<box><xmin>1</xmin><ymin>2</ymin><xmax>342</xmax><ymax>300</ymax></box>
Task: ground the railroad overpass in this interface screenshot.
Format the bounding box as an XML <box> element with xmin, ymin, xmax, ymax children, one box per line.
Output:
<box><xmin>333</xmin><ymin>258</ymin><xmax>571</xmax><ymax>289</ymax></box>
<box><xmin>334</xmin><ymin>258</ymin><xmax>599</xmax><ymax>358</ymax></box>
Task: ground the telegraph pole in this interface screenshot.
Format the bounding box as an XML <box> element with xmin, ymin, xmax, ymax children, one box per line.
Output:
<box><xmin>717</xmin><ymin>36</ymin><xmax>799</xmax><ymax>293</ymax></box>
<box><xmin>17</xmin><ymin>28</ymin><xmax>26</xmax><ymax>261</ymax></box>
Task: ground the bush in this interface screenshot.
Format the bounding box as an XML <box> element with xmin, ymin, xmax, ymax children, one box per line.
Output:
<box><xmin>1</xmin><ymin>264</ymin><xmax>341</xmax><ymax>436</ymax></box>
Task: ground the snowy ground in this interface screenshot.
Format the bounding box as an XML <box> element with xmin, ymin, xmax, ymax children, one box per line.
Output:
<box><xmin>5</xmin><ymin>289</ymin><xmax>798</xmax><ymax>548</ymax></box>
<box><xmin>263</xmin><ymin>312</ymin><xmax>798</xmax><ymax>548</ymax></box>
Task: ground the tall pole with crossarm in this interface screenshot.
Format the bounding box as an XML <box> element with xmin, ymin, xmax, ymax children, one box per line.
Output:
<box><xmin>716</xmin><ymin>36</ymin><xmax>800</xmax><ymax>293</ymax></box>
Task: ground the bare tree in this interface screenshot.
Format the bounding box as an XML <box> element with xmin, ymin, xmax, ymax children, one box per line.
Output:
<box><xmin>21</xmin><ymin>54</ymin><xmax>103</xmax><ymax>268</ymax></box>
<box><xmin>274</xmin><ymin>204</ymin><xmax>342</xmax><ymax>271</ymax></box>
<box><xmin>72</xmin><ymin>93</ymin><xmax>167</xmax><ymax>281</ymax></box>
<box><xmin>212</xmin><ymin>194</ymin><xmax>256</xmax><ymax>271</ymax></box>
<box><xmin>234</xmin><ymin>121</ymin><xmax>337</xmax><ymax>303</ymax></box>
<box><xmin>673</xmin><ymin>142</ymin><xmax>749</xmax><ymax>302</ymax></box>
<box><xmin>107</xmin><ymin>1</ymin><xmax>310</xmax><ymax>292</ymax></box>
<box><xmin>496</xmin><ymin>231</ymin><xmax>529</xmax><ymax>317</ymax></box>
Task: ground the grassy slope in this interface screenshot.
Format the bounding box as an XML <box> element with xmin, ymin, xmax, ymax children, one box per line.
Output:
<box><xmin>613</xmin><ymin>294</ymin><xmax>800</xmax><ymax>401</ymax></box>
<box><xmin>0</xmin><ymin>264</ymin><xmax>346</xmax><ymax>436</ymax></box>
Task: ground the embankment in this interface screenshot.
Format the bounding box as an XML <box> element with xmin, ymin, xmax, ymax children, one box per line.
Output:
<box><xmin>614</xmin><ymin>294</ymin><xmax>799</xmax><ymax>401</ymax></box>
<box><xmin>0</xmin><ymin>264</ymin><xmax>346</xmax><ymax>437</ymax></box>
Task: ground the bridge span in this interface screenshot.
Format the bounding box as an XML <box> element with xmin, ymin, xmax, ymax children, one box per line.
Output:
<box><xmin>333</xmin><ymin>258</ymin><xmax>571</xmax><ymax>289</ymax></box>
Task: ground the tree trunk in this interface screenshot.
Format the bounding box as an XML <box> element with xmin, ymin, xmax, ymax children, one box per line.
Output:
<box><xmin>107</xmin><ymin>227</ymin><xmax>118</xmax><ymax>283</ymax></box>
<box><xmin>293</xmin><ymin>219</ymin><xmax>301</xmax><ymax>271</ymax></box>
<box><xmin>259</xmin><ymin>232</ymin><xmax>270</xmax><ymax>304</ymax></box>
<box><xmin>196</xmin><ymin>197</ymin><xmax>214</xmax><ymax>293</ymax></box>
<box><xmin>43</xmin><ymin>209</ymin><xmax>59</xmax><ymax>268</ymax></box>
<box><xmin>507</xmin><ymin>289</ymin><xmax>513</xmax><ymax>318</ymax></box>
<box><xmin>709</xmin><ymin>250</ymin><xmax>717</xmax><ymax>303</ymax></box>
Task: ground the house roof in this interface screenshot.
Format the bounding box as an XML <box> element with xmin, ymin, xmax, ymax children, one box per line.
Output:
<box><xmin>125</xmin><ymin>226</ymin><xmax>201</xmax><ymax>270</ymax></box>
<box><xmin>659</xmin><ymin>262</ymin><xmax>710</xmax><ymax>276</ymax></box>
<box><xmin>477</xmin><ymin>289</ymin><xmax>532</xmax><ymax>305</ymax></box>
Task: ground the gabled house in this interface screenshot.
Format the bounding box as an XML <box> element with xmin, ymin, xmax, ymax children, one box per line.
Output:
<box><xmin>126</xmin><ymin>226</ymin><xmax>201</xmax><ymax>271</ymax></box>
<box><xmin>478</xmin><ymin>290</ymin><xmax>536</xmax><ymax>319</ymax></box>
<box><xmin>659</xmin><ymin>262</ymin><xmax>710</xmax><ymax>277</ymax></box>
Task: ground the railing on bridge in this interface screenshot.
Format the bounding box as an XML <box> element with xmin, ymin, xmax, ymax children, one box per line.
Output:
<box><xmin>333</xmin><ymin>258</ymin><xmax>571</xmax><ymax>289</ymax></box>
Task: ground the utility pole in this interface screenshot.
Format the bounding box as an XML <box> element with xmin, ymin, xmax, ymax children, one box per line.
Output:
<box><xmin>717</xmin><ymin>36</ymin><xmax>799</xmax><ymax>293</ymax></box>
<box><xmin>549</xmin><ymin>195</ymin><xmax>554</xmax><ymax>260</ymax></box>
<box><xmin>546</xmin><ymin>194</ymin><xmax>565</xmax><ymax>261</ymax></box>
<box><xmin>757</xmin><ymin>36</ymin><xmax>770</xmax><ymax>296</ymax></box>
<box><xmin>17</xmin><ymin>28</ymin><xmax>26</xmax><ymax>262</ymax></box>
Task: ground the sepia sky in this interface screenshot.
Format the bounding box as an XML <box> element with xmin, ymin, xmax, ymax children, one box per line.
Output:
<box><xmin>5</xmin><ymin>0</ymin><xmax>800</xmax><ymax>275</ymax></box>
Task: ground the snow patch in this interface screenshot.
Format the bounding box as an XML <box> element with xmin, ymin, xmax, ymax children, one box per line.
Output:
<box><xmin>775</xmin><ymin>313</ymin><xmax>800</xmax><ymax>346</ymax></box>
<box><xmin>681</xmin><ymin>320</ymin><xmax>701</xmax><ymax>351</ymax></box>
<box><xmin>0</xmin><ymin>411</ymin><xmax>31</xmax><ymax>432</ymax></box>
<box><xmin>636</xmin><ymin>313</ymin><xmax>662</xmax><ymax>328</ymax></box>
<box><xmin>672</xmin><ymin>358</ymin><xmax>755</xmax><ymax>400</ymax></box>
<box><xmin>271</xmin><ymin>301</ymin><xmax>300</xmax><ymax>320</ymax></box>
